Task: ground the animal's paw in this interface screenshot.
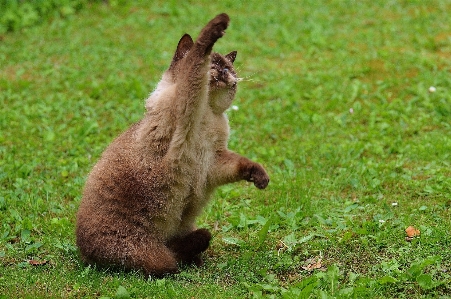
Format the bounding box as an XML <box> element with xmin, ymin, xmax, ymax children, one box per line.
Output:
<box><xmin>190</xmin><ymin>228</ymin><xmax>212</xmax><ymax>253</ymax></box>
<box><xmin>197</xmin><ymin>13</ymin><xmax>230</xmax><ymax>54</ymax></box>
<box><xmin>207</xmin><ymin>13</ymin><xmax>229</xmax><ymax>40</ymax></box>
<box><xmin>249</xmin><ymin>164</ymin><xmax>270</xmax><ymax>189</ymax></box>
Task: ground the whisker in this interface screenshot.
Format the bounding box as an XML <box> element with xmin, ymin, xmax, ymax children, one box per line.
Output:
<box><xmin>236</xmin><ymin>72</ymin><xmax>259</xmax><ymax>83</ymax></box>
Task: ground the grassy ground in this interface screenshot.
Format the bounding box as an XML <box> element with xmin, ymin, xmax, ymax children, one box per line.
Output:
<box><xmin>1</xmin><ymin>1</ymin><xmax>451</xmax><ymax>298</ymax></box>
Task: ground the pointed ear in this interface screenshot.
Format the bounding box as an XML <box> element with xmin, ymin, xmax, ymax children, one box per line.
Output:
<box><xmin>225</xmin><ymin>51</ymin><xmax>237</xmax><ymax>63</ymax></box>
<box><xmin>172</xmin><ymin>34</ymin><xmax>194</xmax><ymax>63</ymax></box>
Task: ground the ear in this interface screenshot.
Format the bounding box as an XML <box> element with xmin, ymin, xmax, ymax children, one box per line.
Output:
<box><xmin>172</xmin><ymin>34</ymin><xmax>194</xmax><ymax>63</ymax></box>
<box><xmin>225</xmin><ymin>51</ymin><xmax>237</xmax><ymax>63</ymax></box>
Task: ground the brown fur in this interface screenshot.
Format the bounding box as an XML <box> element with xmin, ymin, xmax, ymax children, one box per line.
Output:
<box><xmin>75</xmin><ymin>13</ymin><xmax>269</xmax><ymax>277</ymax></box>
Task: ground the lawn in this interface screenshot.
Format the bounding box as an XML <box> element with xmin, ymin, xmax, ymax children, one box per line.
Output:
<box><xmin>1</xmin><ymin>1</ymin><xmax>451</xmax><ymax>298</ymax></box>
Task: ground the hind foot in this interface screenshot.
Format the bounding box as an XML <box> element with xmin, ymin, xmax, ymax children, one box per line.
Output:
<box><xmin>167</xmin><ymin>228</ymin><xmax>212</xmax><ymax>265</ymax></box>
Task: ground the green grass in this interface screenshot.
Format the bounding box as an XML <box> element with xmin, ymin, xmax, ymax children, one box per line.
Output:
<box><xmin>1</xmin><ymin>1</ymin><xmax>451</xmax><ymax>298</ymax></box>
<box><xmin>0</xmin><ymin>0</ymin><xmax>111</xmax><ymax>33</ymax></box>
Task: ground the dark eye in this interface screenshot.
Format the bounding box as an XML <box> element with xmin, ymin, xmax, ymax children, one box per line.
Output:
<box><xmin>222</xmin><ymin>68</ymin><xmax>229</xmax><ymax>75</ymax></box>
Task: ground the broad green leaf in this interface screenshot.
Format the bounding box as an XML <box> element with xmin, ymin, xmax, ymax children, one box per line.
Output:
<box><xmin>378</xmin><ymin>276</ymin><xmax>397</xmax><ymax>284</ymax></box>
<box><xmin>20</xmin><ymin>229</ymin><xmax>31</xmax><ymax>242</ymax></box>
<box><xmin>282</xmin><ymin>233</ymin><xmax>298</xmax><ymax>250</ymax></box>
<box><xmin>298</xmin><ymin>233</ymin><xmax>316</xmax><ymax>244</ymax></box>
<box><xmin>222</xmin><ymin>237</ymin><xmax>245</xmax><ymax>246</ymax></box>
<box><xmin>298</xmin><ymin>277</ymin><xmax>318</xmax><ymax>299</ymax></box>
<box><xmin>115</xmin><ymin>286</ymin><xmax>130</xmax><ymax>299</ymax></box>
<box><xmin>256</xmin><ymin>216</ymin><xmax>272</xmax><ymax>249</ymax></box>
<box><xmin>417</xmin><ymin>274</ymin><xmax>435</xmax><ymax>290</ymax></box>
<box><xmin>407</xmin><ymin>255</ymin><xmax>441</xmax><ymax>279</ymax></box>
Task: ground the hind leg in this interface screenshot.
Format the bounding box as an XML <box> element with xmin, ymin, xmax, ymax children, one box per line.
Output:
<box><xmin>77</xmin><ymin>227</ymin><xmax>179</xmax><ymax>277</ymax></box>
<box><xmin>167</xmin><ymin>228</ymin><xmax>212</xmax><ymax>266</ymax></box>
<box><xmin>124</xmin><ymin>240</ymin><xmax>180</xmax><ymax>277</ymax></box>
